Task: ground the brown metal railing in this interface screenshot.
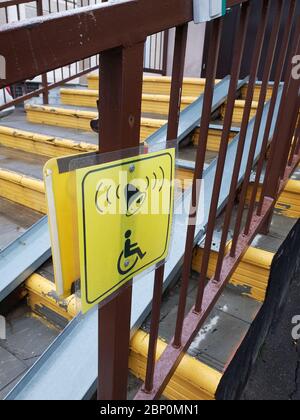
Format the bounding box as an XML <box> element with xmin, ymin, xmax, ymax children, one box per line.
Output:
<box><xmin>0</xmin><ymin>0</ymin><xmax>100</xmax><ymax>110</ymax></box>
<box><xmin>0</xmin><ymin>0</ymin><xmax>299</xmax><ymax>400</ymax></box>
<box><xmin>0</xmin><ymin>0</ymin><xmax>168</xmax><ymax>112</ymax></box>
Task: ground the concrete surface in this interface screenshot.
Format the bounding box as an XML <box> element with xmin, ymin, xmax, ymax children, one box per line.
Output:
<box><xmin>241</xmin><ymin>271</ymin><xmax>300</xmax><ymax>400</ymax></box>
<box><xmin>142</xmin><ymin>271</ymin><xmax>261</xmax><ymax>373</ymax></box>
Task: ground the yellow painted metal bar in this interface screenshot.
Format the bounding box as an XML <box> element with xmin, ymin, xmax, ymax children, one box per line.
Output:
<box><xmin>25</xmin><ymin>104</ymin><xmax>166</xmax><ymax>140</ymax></box>
<box><xmin>60</xmin><ymin>88</ymin><xmax>195</xmax><ymax>115</ymax></box>
<box><xmin>26</xmin><ymin>274</ymin><xmax>78</xmax><ymax>321</ymax></box>
<box><xmin>192</xmin><ymin>246</ymin><xmax>274</xmax><ymax>302</ymax></box>
<box><xmin>87</xmin><ymin>73</ymin><xmax>272</xmax><ymax>101</ymax></box>
<box><xmin>241</xmin><ymin>85</ymin><xmax>273</xmax><ymax>102</ymax></box>
<box><xmin>130</xmin><ymin>330</ymin><xmax>221</xmax><ymax>400</ymax></box>
<box><xmin>141</xmin><ymin>94</ymin><xmax>194</xmax><ymax>116</ymax></box>
<box><xmin>222</xmin><ymin>99</ymin><xmax>299</xmax><ymax>124</ymax></box>
<box><xmin>0</xmin><ymin>126</ymin><xmax>97</xmax><ymax>157</ymax></box>
<box><xmin>221</xmin><ymin>100</ymin><xmax>258</xmax><ymax>123</ymax></box>
<box><xmin>193</xmin><ymin>128</ymin><xmax>236</xmax><ymax>152</ymax></box>
<box><xmin>0</xmin><ymin>168</ymin><xmax>46</xmax><ymax>213</ymax></box>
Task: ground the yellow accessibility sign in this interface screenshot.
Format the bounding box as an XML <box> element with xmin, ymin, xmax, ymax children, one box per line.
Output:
<box><xmin>77</xmin><ymin>149</ymin><xmax>175</xmax><ymax>313</ymax></box>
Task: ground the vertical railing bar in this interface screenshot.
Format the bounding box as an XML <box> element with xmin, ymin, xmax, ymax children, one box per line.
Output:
<box><xmin>225</xmin><ymin>0</ymin><xmax>271</xmax><ymax>257</ymax></box>
<box><xmin>3</xmin><ymin>87</ymin><xmax>7</xmax><ymax>104</ymax></box>
<box><xmin>16</xmin><ymin>4</ymin><xmax>20</xmax><ymax>20</ymax></box>
<box><xmin>173</xmin><ymin>18</ymin><xmax>223</xmax><ymax>348</ymax></box>
<box><xmin>143</xmin><ymin>265</ymin><xmax>165</xmax><ymax>393</ymax></box>
<box><xmin>279</xmin><ymin>48</ymin><xmax>300</xmax><ymax>176</ymax></box>
<box><xmin>97</xmin><ymin>42</ymin><xmax>145</xmax><ymax>401</ymax></box>
<box><xmin>154</xmin><ymin>33</ymin><xmax>158</xmax><ymax>70</ymax></box>
<box><xmin>264</xmin><ymin>32</ymin><xmax>300</xmax><ymax>182</ymax></box>
<box><xmin>258</xmin><ymin>22</ymin><xmax>300</xmax><ymax>215</ymax></box>
<box><xmin>37</xmin><ymin>0</ymin><xmax>49</xmax><ymax>104</ymax></box>
<box><xmin>279</xmin><ymin>94</ymin><xmax>300</xmax><ymax>175</ymax></box>
<box><xmin>149</xmin><ymin>35</ymin><xmax>153</xmax><ymax>70</ymax></box>
<box><xmin>295</xmin><ymin>118</ymin><xmax>300</xmax><ymax>156</ymax></box>
<box><xmin>216</xmin><ymin>0</ymin><xmax>270</xmax><ymax>277</ymax></box>
<box><xmin>257</xmin><ymin>48</ymin><xmax>300</xmax><ymax>235</ymax></box>
<box><xmin>5</xmin><ymin>6</ymin><xmax>9</xmax><ymax>23</ymax></box>
<box><xmin>195</xmin><ymin>2</ymin><xmax>251</xmax><ymax>288</ymax></box>
<box><xmin>245</xmin><ymin>0</ymin><xmax>297</xmax><ymax>228</ymax></box>
<box><xmin>143</xmin><ymin>23</ymin><xmax>188</xmax><ymax>394</ymax></box>
<box><xmin>159</xmin><ymin>31</ymin><xmax>163</xmax><ymax>71</ymax></box>
<box><xmin>288</xmin><ymin>117</ymin><xmax>300</xmax><ymax>166</ymax></box>
<box><xmin>236</xmin><ymin>0</ymin><xmax>284</xmax><ymax>237</ymax></box>
<box><xmin>162</xmin><ymin>30</ymin><xmax>169</xmax><ymax>76</ymax></box>
<box><xmin>264</xmin><ymin>57</ymin><xmax>300</xmax><ymax>212</ymax></box>
<box><xmin>166</xmin><ymin>25</ymin><xmax>189</xmax><ymax>141</ymax></box>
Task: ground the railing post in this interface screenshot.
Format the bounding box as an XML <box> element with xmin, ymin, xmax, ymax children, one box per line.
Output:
<box><xmin>161</xmin><ymin>30</ymin><xmax>169</xmax><ymax>76</ymax></box>
<box><xmin>36</xmin><ymin>0</ymin><xmax>49</xmax><ymax>105</ymax></box>
<box><xmin>97</xmin><ymin>42</ymin><xmax>145</xmax><ymax>400</ymax></box>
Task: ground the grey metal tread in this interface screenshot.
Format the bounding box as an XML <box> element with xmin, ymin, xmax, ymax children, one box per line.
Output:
<box><xmin>35</xmin><ymin>259</ymin><xmax>55</xmax><ymax>283</ymax></box>
<box><xmin>0</xmin><ymin>216</ymin><xmax>51</xmax><ymax>302</ymax></box>
<box><xmin>0</xmin><ymin>145</ymin><xmax>47</xmax><ymax>180</ymax></box>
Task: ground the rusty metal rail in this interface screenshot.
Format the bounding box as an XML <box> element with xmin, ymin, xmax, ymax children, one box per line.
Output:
<box><xmin>0</xmin><ymin>0</ymin><xmax>100</xmax><ymax>109</ymax></box>
<box><xmin>1</xmin><ymin>0</ymin><xmax>300</xmax><ymax>400</ymax></box>
<box><xmin>0</xmin><ymin>0</ymin><xmax>168</xmax><ymax>112</ymax></box>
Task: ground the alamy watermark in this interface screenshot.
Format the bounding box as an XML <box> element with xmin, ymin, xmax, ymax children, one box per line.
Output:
<box><xmin>0</xmin><ymin>55</ymin><xmax>6</xmax><ymax>80</ymax></box>
<box><xmin>292</xmin><ymin>55</ymin><xmax>300</xmax><ymax>80</ymax></box>
<box><xmin>292</xmin><ymin>315</ymin><xmax>300</xmax><ymax>340</ymax></box>
<box><xmin>93</xmin><ymin>173</ymin><xmax>205</xmax><ymax>225</ymax></box>
<box><xmin>0</xmin><ymin>315</ymin><xmax>6</xmax><ymax>340</ymax></box>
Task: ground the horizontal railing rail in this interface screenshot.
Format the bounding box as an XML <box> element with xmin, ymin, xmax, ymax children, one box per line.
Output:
<box><xmin>0</xmin><ymin>0</ymin><xmax>167</xmax><ymax>111</ymax></box>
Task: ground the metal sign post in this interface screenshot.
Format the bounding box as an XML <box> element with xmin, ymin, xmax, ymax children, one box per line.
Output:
<box><xmin>97</xmin><ymin>43</ymin><xmax>145</xmax><ymax>400</ymax></box>
<box><xmin>76</xmin><ymin>150</ymin><xmax>175</xmax><ymax>313</ymax></box>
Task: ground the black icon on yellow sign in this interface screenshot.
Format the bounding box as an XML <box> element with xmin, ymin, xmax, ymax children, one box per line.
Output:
<box><xmin>117</xmin><ymin>230</ymin><xmax>146</xmax><ymax>275</ymax></box>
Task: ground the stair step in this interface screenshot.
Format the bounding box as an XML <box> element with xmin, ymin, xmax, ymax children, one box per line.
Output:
<box><xmin>87</xmin><ymin>73</ymin><xmax>211</xmax><ymax>96</ymax></box>
<box><xmin>0</xmin><ymin>126</ymin><xmax>97</xmax><ymax>157</ymax></box>
<box><xmin>192</xmin><ymin>245</ymin><xmax>273</xmax><ymax>302</ymax></box>
<box><xmin>60</xmin><ymin>88</ymin><xmax>196</xmax><ymax>116</ymax></box>
<box><xmin>246</xmin><ymin>179</ymin><xmax>300</xmax><ymax>219</ymax></box>
<box><xmin>25</xmin><ymin>104</ymin><xmax>166</xmax><ymax>141</ymax></box>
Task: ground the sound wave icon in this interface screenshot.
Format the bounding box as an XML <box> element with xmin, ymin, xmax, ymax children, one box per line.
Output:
<box><xmin>95</xmin><ymin>165</ymin><xmax>166</xmax><ymax>216</ymax></box>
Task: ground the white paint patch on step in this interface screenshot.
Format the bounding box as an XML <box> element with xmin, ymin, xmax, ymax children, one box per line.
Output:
<box><xmin>189</xmin><ymin>304</ymin><xmax>228</xmax><ymax>351</ymax></box>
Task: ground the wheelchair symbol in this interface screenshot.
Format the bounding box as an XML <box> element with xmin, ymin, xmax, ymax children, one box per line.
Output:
<box><xmin>117</xmin><ymin>230</ymin><xmax>146</xmax><ymax>275</ymax></box>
